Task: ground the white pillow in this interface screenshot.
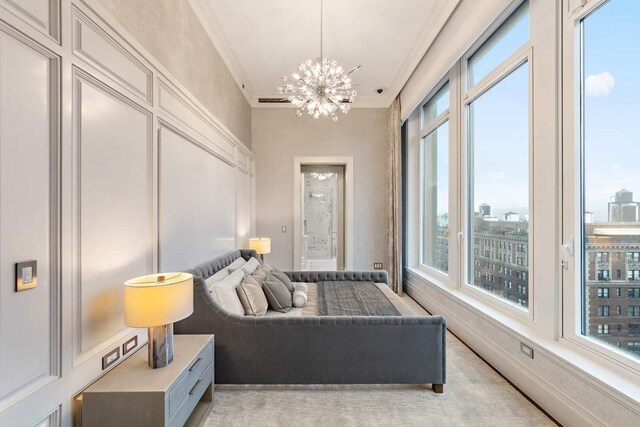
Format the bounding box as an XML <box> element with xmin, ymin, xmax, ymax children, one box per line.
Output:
<box><xmin>226</xmin><ymin>257</ymin><xmax>247</xmax><ymax>273</ymax></box>
<box><xmin>293</xmin><ymin>284</ymin><xmax>308</xmax><ymax>308</ymax></box>
<box><xmin>210</xmin><ymin>269</ymin><xmax>245</xmax><ymax>316</ymax></box>
<box><xmin>241</xmin><ymin>257</ymin><xmax>261</xmax><ymax>274</ymax></box>
<box><xmin>205</xmin><ymin>268</ymin><xmax>230</xmax><ymax>292</ymax></box>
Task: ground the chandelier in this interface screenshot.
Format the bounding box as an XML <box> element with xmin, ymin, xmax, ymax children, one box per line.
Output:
<box><xmin>277</xmin><ymin>0</ymin><xmax>360</xmax><ymax>121</ymax></box>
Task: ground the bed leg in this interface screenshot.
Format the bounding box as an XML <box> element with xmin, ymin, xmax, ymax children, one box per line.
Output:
<box><xmin>432</xmin><ymin>384</ymin><xmax>444</xmax><ymax>393</ymax></box>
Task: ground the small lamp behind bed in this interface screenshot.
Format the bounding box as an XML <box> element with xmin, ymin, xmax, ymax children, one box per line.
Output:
<box><xmin>249</xmin><ymin>237</ymin><xmax>271</xmax><ymax>262</ymax></box>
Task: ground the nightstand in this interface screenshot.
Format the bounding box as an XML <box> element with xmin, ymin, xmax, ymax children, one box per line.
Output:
<box><xmin>82</xmin><ymin>335</ymin><xmax>214</xmax><ymax>427</ymax></box>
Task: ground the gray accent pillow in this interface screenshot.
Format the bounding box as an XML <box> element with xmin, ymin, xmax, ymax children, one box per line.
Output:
<box><xmin>237</xmin><ymin>273</ymin><xmax>268</xmax><ymax>316</ymax></box>
<box><xmin>272</xmin><ymin>268</ymin><xmax>295</xmax><ymax>293</ymax></box>
<box><xmin>262</xmin><ymin>273</ymin><xmax>292</xmax><ymax>313</ymax></box>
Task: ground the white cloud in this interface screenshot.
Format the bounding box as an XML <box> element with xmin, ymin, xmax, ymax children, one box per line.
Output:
<box><xmin>585</xmin><ymin>71</ymin><xmax>615</xmax><ymax>97</ymax></box>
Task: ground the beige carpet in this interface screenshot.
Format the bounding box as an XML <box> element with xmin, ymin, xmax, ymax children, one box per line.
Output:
<box><xmin>204</xmin><ymin>296</ymin><xmax>555</xmax><ymax>427</ymax></box>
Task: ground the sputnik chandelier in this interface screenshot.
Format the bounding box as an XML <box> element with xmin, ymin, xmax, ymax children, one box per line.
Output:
<box><xmin>277</xmin><ymin>0</ymin><xmax>360</xmax><ymax>121</ymax></box>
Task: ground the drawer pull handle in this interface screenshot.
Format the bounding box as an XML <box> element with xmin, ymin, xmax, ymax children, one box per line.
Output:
<box><xmin>189</xmin><ymin>357</ymin><xmax>201</xmax><ymax>372</ymax></box>
<box><xmin>189</xmin><ymin>379</ymin><xmax>201</xmax><ymax>396</ymax></box>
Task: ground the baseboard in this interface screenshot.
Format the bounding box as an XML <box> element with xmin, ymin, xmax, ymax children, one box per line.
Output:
<box><xmin>405</xmin><ymin>278</ymin><xmax>640</xmax><ymax>426</ymax></box>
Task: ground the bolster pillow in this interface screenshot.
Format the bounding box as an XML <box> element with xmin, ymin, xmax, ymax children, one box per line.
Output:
<box><xmin>292</xmin><ymin>284</ymin><xmax>308</xmax><ymax>308</ymax></box>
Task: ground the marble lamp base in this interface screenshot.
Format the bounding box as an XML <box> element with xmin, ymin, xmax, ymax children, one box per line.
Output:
<box><xmin>148</xmin><ymin>324</ymin><xmax>174</xmax><ymax>368</ymax></box>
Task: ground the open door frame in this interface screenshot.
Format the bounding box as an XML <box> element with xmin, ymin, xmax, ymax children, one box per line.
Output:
<box><xmin>293</xmin><ymin>156</ymin><xmax>354</xmax><ymax>270</ymax></box>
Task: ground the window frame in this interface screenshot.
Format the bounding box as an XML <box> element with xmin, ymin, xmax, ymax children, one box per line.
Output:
<box><xmin>561</xmin><ymin>0</ymin><xmax>640</xmax><ymax>373</ymax></box>
<box><xmin>460</xmin><ymin>0</ymin><xmax>535</xmax><ymax>321</ymax></box>
<box><xmin>417</xmin><ymin>69</ymin><xmax>461</xmax><ymax>287</ymax></box>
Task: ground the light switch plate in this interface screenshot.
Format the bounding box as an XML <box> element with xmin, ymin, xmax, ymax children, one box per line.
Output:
<box><xmin>281</xmin><ymin>225</ymin><xmax>287</xmax><ymax>233</ymax></box>
<box><xmin>15</xmin><ymin>260</ymin><xmax>37</xmax><ymax>292</ymax></box>
<box><xmin>102</xmin><ymin>347</ymin><xmax>120</xmax><ymax>370</ymax></box>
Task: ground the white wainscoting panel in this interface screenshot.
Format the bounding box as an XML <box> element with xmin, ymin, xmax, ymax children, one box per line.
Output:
<box><xmin>0</xmin><ymin>28</ymin><xmax>57</xmax><ymax>403</ymax></box>
<box><xmin>0</xmin><ymin>0</ymin><xmax>59</xmax><ymax>40</ymax></box>
<box><xmin>235</xmin><ymin>169</ymin><xmax>252</xmax><ymax>249</ymax></box>
<box><xmin>72</xmin><ymin>8</ymin><xmax>152</xmax><ymax>103</ymax></box>
<box><xmin>0</xmin><ymin>0</ymin><xmax>253</xmax><ymax>424</ymax></box>
<box><xmin>158</xmin><ymin>81</ymin><xmax>236</xmax><ymax>163</ymax></box>
<box><xmin>159</xmin><ymin>125</ymin><xmax>236</xmax><ymax>271</ymax></box>
<box><xmin>74</xmin><ymin>72</ymin><xmax>151</xmax><ymax>357</ymax></box>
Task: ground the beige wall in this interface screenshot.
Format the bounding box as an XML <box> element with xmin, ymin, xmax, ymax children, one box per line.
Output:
<box><xmin>252</xmin><ymin>108</ymin><xmax>389</xmax><ymax>271</ymax></box>
<box><xmin>97</xmin><ymin>0</ymin><xmax>252</xmax><ymax>147</ymax></box>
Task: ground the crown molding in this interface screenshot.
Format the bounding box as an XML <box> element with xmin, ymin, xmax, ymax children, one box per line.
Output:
<box><xmin>188</xmin><ymin>0</ymin><xmax>254</xmax><ymax>105</ymax></box>
<box><xmin>385</xmin><ymin>0</ymin><xmax>460</xmax><ymax>106</ymax></box>
<box><xmin>188</xmin><ymin>0</ymin><xmax>458</xmax><ymax>111</ymax></box>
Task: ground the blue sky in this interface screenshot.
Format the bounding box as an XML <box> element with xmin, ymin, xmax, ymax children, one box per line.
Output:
<box><xmin>469</xmin><ymin>1</ymin><xmax>529</xmax><ymax>218</ymax></box>
<box><xmin>431</xmin><ymin>0</ymin><xmax>639</xmax><ymax>222</ymax></box>
<box><xmin>584</xmin><ymin>0</ymin><xmax>640</xmax><ymax>222</ymax></box>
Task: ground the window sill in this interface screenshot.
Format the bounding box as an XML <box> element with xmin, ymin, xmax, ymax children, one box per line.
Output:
<box><xmin>405</xmin><ymin>266</ymin><xmax>640</xmax><ymax>407</ymax></box>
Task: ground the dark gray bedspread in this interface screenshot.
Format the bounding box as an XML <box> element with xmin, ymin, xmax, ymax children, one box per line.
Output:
<box><xmin>317</xmin><ymin>281</ymin><xmax>401</xmax><ymax>316</ymax></box>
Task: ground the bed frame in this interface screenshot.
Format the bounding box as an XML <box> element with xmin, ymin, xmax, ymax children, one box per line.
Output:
<box><xmin>174</xmin><ymin>250</ymin><xmax>447</xmax><ymax>392</ymax></box>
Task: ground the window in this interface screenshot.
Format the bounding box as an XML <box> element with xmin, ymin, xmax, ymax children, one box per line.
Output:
<box><xmin>629</xmin><ymin>288</ymin><xmax>640</xmax><ymax>299</ymax></box>
<box><xmin>597</xmin><ymin>324</ymin><xmax>610</xmax><ymax>334</ymax></box>
<box><xmin>597</xmin><ymin>270</ymin><xmax>610</xmax><ymax>281</ymax></box>
<box><xmin>630</xmin><ymin>324</ymin><xmax>640</xmax><ymax>336</ymax></box>
<box><xmin>629</xmin><ymin>306</ymin><xmax>640</xmax><ymax>317</ymax></box>
<box><xmin>421</xmin><ymin>83</ymin><xmax>450</xmax><ymax>274</ymax></box>
<box><xmin>597</xmin><ymin>288</ymin><xmax>609</xmax><ymax>298</ymax></box>
<box><xmin>466</xmin><ymin>1</ymin><xmax>530</xmax><ymax>309</ymax></box>
<box><xmin>597</xmin><ymin>306</ymin><xmax>610</xmax><ymax>317</ymax></box>
<box><xmin>467</xmin><ymin>2</ymin><xmax>529</xmax><ymax>87</ymax></box>
<box><xmin>572</xmin><ymin>0</ymin><xmax>640</xmax><ymax>363</ymax></box>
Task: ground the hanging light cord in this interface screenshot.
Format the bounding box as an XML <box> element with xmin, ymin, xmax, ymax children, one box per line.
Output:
<box><xmin>320</xmin><ymin>0</ymin><xmax>323</xmax><ymax>58</ymax></box>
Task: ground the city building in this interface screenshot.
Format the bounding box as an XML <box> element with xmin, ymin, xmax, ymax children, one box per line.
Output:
<box><xmin>586</xmin><ymin>222</ymin><xmax>640</xmax><ymax>356</ymax></box>
<box><xmin>472</xmin><ymin>212</ymin><xmax>530</xmax><ymax>307</ymax></box>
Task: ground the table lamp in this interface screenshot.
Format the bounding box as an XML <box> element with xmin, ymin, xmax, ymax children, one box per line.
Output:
<box><xmin>249</xmin><ymin>237</ymin><xmax>271</xmax><ymax>261</ymax></box>
<box><xmin>124</xmin><ymin>272</ymin><xmax>193</xmax><ymax>368</ymax></box>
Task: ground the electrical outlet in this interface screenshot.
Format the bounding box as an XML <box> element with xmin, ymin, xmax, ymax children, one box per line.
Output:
<box><xmin>520</xmin><ymin>342</ymin><xmax>534</xmax><ymax>359</ymax></box>
<box><xmin>102</xmin><ymin>347</ymin><xmax>120</xmax><ymax>370</ymax></box>
<box><xmin>373</xmin><ymin>262</ymin><xmax>383</xmax><ymax>269</ymax></box>
<box><xmin>123</xmin><ymin>336</ymin><xmax>138</xmax><ymax>355</ymax></box>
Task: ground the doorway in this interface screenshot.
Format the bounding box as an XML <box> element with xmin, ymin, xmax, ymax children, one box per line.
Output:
<box><xmin>293</xmin><ymin>157</ymin><xmax>354</xmax><ymax>271</ymax></box>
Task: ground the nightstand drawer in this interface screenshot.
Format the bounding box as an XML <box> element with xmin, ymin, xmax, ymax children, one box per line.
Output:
<box><xmin>168</xmin><ymin>342</ymin><xmax>213</xmax><ymax>418</ymax></box>
<box><xmin>170</xmin><ymin>361</ymin><xmax>213</xmax><ymax>427</ymax></box>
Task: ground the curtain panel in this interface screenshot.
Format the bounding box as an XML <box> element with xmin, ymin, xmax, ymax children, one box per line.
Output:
<box><xmin>386</xmin><ymin>96</ymin><xmax>403</xmax><ymax>294</ymax></box>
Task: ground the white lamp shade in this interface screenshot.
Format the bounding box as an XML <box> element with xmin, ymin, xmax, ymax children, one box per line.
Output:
<box><xmin>249</xmin><ymin>237</ymin><xmax>271</xmax><ymax>254</ymax></box>
<box><xmin>124</xmin><ymin>272</ymin><xmax>193</xmax><ymax>327</ymax></box>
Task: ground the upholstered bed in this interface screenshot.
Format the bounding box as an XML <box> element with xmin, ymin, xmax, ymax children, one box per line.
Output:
<box><xmin>174</xmin><ymin>250</ymin><xmax>447</xmax><ymax>392</ymax></box>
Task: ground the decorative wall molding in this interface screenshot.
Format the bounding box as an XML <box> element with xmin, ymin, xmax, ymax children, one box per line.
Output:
<box><xmin>72</xmin><ymin>7</ymin><xmax>152</xmax><ymax>104</ymax></box>
<box><xmin>0</xmin><ymin>0</ymin><xmax>253</xmax><ymax>423</ymax></box>
<box><xmin>70</xmin><ymin>67</ymin><xmax>153</xmax><ymax>367</ymax></box>
<box><xmin>0</xmin><ymin>19</ymin><xmax>61</xmax><ymax>412</ymax></box>
<box><xmin>0</xmin><ymin>0</ymin><xmax>60</xmax><ymax>42</ymax></box>
<box><xmin>157</xmin><ymin>79</ymin><xmax>237</xmax><ymax>164</ymax></box>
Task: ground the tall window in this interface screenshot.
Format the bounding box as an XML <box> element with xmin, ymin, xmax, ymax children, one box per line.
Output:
<box><xmin>580</xmin><ymin>0</ymin><xmax>640</xmax><ymax>359</ymax></box>
<box><xmin>466</xmin><ymin>1</ymin><xmax>531</xmax><ymax>308</ymax></box>
<box><xmin>421</xmin><ymin>83</ymin><xmax>450</xmax><ymax>273</ymax></box>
